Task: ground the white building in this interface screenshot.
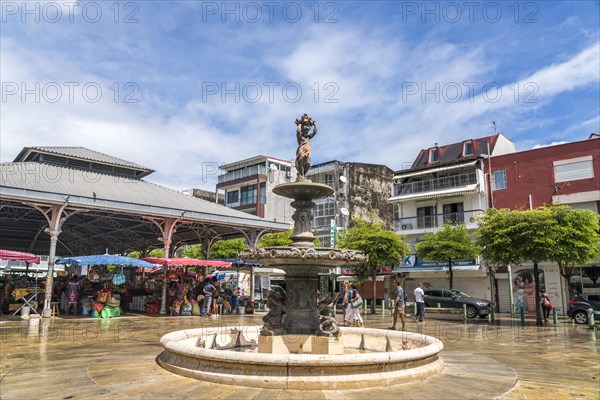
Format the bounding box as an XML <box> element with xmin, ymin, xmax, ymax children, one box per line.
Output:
<box><xmin>388</xmin><ymin>134</ymin><xmax>516</xmax><ymax>300</ymax></box>
<box><xmin>216</xmin><ymin>155</ymin><xmax>295</xmax><ymax>223</ymax></box>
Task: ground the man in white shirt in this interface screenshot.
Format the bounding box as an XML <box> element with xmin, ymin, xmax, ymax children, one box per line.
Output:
<box><xmin>413</xmin><ymin>283</ymin><xmax>425</xmax><ymax>322</ymax></box>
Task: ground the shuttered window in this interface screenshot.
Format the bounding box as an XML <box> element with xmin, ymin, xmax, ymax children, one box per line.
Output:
<box><xmin>554</xmin><ymin>157</ymin><xmax>594</xmax><ymax>182</ymax></box>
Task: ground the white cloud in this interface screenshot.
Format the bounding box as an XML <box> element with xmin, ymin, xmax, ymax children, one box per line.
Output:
<box><xmin>1</xmin><ymin>11</ymin><xmax>598</xmax><ymax>191</ymax></box>
<box><xmin>531</xmin><ymin>141</ymin><xmax>568</xmax><ymax>149</ymax></box>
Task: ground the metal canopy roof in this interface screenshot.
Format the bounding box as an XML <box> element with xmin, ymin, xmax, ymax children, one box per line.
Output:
<box><xmin>14</xmin><ymin>146</ymin><xmax>151</xmax><ymax>171</ymax></box>
<box><xmin>0</xmin><ymin>159</ymin><xmax>289</xmax><ymax>256</ymax></box>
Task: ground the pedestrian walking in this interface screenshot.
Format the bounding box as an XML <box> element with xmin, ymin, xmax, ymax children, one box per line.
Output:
<box><xmin>350</xmin><ymin>283</ymin><xmax>364</xmax><ymax>328</ymax></box>
<box><xmin>202</xmin><ymin>278</ymin><xmax>215</xmax><ymax>317</ymax></box>
<box><xmin>342</xmin><ymin>281</ymin><xmax>353</xmax><ymax>326</ymax></box>
<box><xmin>388</xmin><ymin>280</ymin><xmax>406</xmax><ymax>330</ymax></box>
<box><xmin>413</xmin><ymin>282</ymin><xmax>425</xmax><ymax>323</ymax></box>
<box><xmin>540</xmin><ymin>289</ymin><xmax>552</xmax><ymax>323</ymax></box>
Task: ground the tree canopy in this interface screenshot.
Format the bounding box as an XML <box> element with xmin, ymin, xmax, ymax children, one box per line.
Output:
<box><xmin>257</xmin><ymin>228</ymin><xmax>321</xmax><ymax>247</ymax></box>
<box><xmin>208</xmin><ymin>239</ymin><xmax>246</xmax><ymax>259</ymax></box>
<box><xmin>477</xmin><ymin>205</ymin><xmax>599</xmax><ymax>325</ymax></box>
<box><xmin>338</xmin><ymin>218</ymin><xmax>409</xmax><ymax>314</ymax></box>
<box><xmin>258</xmin><ymin>229</ymin><xmax>294</xmax><ymax>247</ymax></box>
<box><xmin>415</xmin><ymin>223</ymin><xmax>479</xmax><ymax>289</ymax></box>
<box><xmin>478</xmin><ymin>206</ymin><xmax>599</xmax><ymax>268</ymax></box>
<box><xmin>548</xmin><ymin>205</ymin><xmax>599</xmax><ymax>269</ymax></box>
<box><xmin>182</xmin><ymin>244</ymin><xmax>204</xmax><ymax>259</ymax></box>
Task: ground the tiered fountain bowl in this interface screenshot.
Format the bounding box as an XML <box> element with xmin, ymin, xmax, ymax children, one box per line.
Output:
<box><xmin>157</xmin><ymin>179</ymin><xmax>444</xmax><ymax>389</ymax></box>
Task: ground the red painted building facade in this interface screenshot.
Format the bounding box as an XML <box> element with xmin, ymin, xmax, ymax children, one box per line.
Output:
<box><xmin>487</xmin><ymin>134</ymin><xmax>599</xmax><ymax>315</ymax></box>
<box><xmin>488</xmin><ymin>134</ymin><xmax>600</xmax><ymax>212</ymax></box>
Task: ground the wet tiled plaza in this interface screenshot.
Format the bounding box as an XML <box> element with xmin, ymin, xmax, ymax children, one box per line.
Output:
<box><xmin>0</xmin><ymin>313</ymin><xmax>598</xmax><ymax>399</ymax></box>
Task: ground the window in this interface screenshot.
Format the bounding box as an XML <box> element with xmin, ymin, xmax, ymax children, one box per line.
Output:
<box><xmin>426</xmin><ymin>290</ymin><xmax>443</xmax><ymax>297</ymax></box>
<box><xmin>587</xmin><ymin>295</ymin><xmax>600</xmax><ymax>301</ymax></box>
<box><xmin>554</xmin><ymin>157</ymin><xmax>594</xmax><ymax>182</ymax></box>
<box><xmin>240</xmin><ymin>184</ymin><xmax>257</xmax><ymax>205</ymax></box>
<box><xmin>443</xmin><ymin>203</ymin><xmax>464</xmax><ymax>224</ymax></box>
<box><xmin>428</xmin><ymin>148</ymin><xmax>439</xmax><ymax>163</ymax></box>
<box><xmin>463</xmin><ymin>141</ymin><xmax>474</xmax><ymax>156</ymax></box>
<box><xmin>259</xmin><ymin>182</ymin><xmax>266</xmax><ymax>204</ymax></box>
<box><xmin>417</xmin><ymin>206</ymin><xmax>435</xmax><ymax>228</ymax></box>
<box><xmin>226</xmin><ymin>190</ymin><xmax>239</xmax><ymax>205</ymax></box>
<box><xmin>492</xmin><ymin>170</ymin><xmax>507</xmax><ymax>190</ymax></box>
<box><xmin>324</xmin><ymin>174</ymin><xmax>334</xmax><ymax>187</ymax></box>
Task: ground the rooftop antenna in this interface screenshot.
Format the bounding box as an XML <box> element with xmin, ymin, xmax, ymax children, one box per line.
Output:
<box><xmin>491</xmin><ymin>121</ymin><xmax>497</xmax><ymax>134</ymax></box>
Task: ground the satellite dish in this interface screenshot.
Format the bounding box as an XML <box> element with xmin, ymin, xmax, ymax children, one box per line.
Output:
<box><xmin>270</xmin><ymin>164</ymin><xmax>278</xmax><ymax>171</ymax></box>
<box><xmin>340</xmin><ymin>208</ymin><xmax>349</xmax><ymax>216</ymax></box>
<box><xmin>339</xmin><ymin>176</ymin><xmax>347</xmax><ymax>183</ymax></box>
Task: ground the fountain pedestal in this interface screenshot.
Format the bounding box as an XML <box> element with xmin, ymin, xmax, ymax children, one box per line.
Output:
<box><xmin>241</xmin><ymin>180</ymin><xmax>366</xmax><ymax>348</ymax></box>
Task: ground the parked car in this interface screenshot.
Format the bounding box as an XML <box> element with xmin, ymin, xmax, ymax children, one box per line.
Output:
<box><xmin>422</xmin><ymin>288</ymin><xmax>493</xmax><ymax>319</ymax></box>
<box><xmin>567</xmin><ymin>293</ymin><xmax>600</xmax><ymax>324</ymax></box>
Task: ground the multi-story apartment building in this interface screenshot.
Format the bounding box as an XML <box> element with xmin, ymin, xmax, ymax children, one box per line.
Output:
<box><xmin>388</xmin><ymin>133</ymin><xmax>516</xmax><ymax>300</ymax></box>
<box><xmin>307</xmin><ymin>161</ymin><xmax>394</xmax><ymax>248</ymax></box>
<box><xmin>488</xmin><ymin>134</ymin><xmax>600</xmax><ymax>314</ymax></box>
<box><xmin>216</xmin><ymin>155</ymin><xmax>295</xmax><ymax>223</ymax></box>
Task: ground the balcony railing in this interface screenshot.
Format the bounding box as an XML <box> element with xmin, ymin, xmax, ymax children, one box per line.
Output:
<box><xmin>218</xmin><ymin>164</ymin><xmax>267</xmax><ymax>184</ymax></box>
<box><xmin>394</xmin><ymin>171</ymin><xmax>478</xmax><ymax>196</ymax></box>
<box><xmin>394</xmin><ymin>209</ymin><xmax>484</xmax><ymax>232</ymax></box>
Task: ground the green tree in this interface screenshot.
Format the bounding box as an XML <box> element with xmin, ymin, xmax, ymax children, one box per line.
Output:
<box><xmin>548</xmin><ymin>205</ymin><xmax>599</xmax><ymax>296</ymax></box>
<box><xmin>127</xmin><ymin>251</ymin><xmax>141</xmax><ymax>259</ymax></box>
<box><xmin>148</xmin><ymin>248</ymin><xmax>165</xmax><ymax>258</ymax></box>
<box><xmin>415</xmin><ymin>223</ymin><xmax>479</xmax><ymax>290</ymax></box>
<box><xmin>338</xmin><ymin>218</ymin><xmax>409</xmax><ymax>314</ymax></box>
<box><xmin>182</xmin><ymin>244</ymin><xmax>204</xmax><ymax>259</ymax></box>
<box><xmin>477</xmin><ymin>207</ymin><xmax>557</xmax><ymax>326</ymax></box>
<box><xmin>208</xmin><ymin>239</ymin><xmax>246</xmax><ymax>259</ymax></box>
<box><xmin>258</xmin><ymin>229</ymin><xmax>294</xmax><ymax>247</ymax></box>
<box><xmin>257</xmin><ymin>228</ymin><xmax>321</xmax><ymax>247</ymax></box>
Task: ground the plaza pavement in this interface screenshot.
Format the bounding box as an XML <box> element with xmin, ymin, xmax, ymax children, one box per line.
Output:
<box><xmin>0</xmin><ymin>312</ymin><xmax>598</xmax><ymax>400</ymax></box>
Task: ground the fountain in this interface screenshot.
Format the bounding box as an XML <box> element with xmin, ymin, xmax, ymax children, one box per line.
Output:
<box><xmin>157</xmin><ymin>114</ymin><xmax>444</xmax><ymax>389</ymax></box>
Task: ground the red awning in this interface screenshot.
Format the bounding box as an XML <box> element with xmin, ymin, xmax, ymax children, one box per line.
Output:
<box><xmin>0</xmin><ymin>250</ymin><xmax>40</xmax><ymax>264</ymax></box>
<box><xmin>141</xmin><ymin>257</ymin><xmax>232</xmax><ymax>268</ymax></box>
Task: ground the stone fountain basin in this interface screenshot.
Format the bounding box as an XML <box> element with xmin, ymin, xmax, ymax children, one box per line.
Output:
<box><xmin>157</xmin><ymin>325</ymin><xmax>444</xmax><ymax>390</ymax></box>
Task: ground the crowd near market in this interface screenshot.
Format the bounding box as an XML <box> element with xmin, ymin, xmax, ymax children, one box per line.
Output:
<box><xmin>0</xmin><ymin>251</ymin><xmax>256</xmax><ymax>319</ymax></box>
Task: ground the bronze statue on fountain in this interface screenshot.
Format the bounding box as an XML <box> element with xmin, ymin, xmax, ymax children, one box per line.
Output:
<box><xmin>295</xmin><ymin>113</ymin><xmax>317</xmax><ymax>180</ymax></box>
<box><xmin>318</xmin><ymin>292</ymin><xmax>341</xmax><ymax>337</ymax></box>
<box><xmin>241</xmin><ymin>114</ymin><xmax>366</xmax><ymax>339</ymax></box>
<box><xmin>261</xmin><ymin>290</ymin><xmax>287</xmax><ymax>336</ymax></box>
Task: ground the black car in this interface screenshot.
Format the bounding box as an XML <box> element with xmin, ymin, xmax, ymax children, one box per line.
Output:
<box><xmin>567</xmin><ymin>293</ymin><xmax>600</xmax><ymax>324</ymax></box>
<box><xmin>423</xmin><ymin>288</ymin><xmax>493</xmax><ymax>318</ymax></box>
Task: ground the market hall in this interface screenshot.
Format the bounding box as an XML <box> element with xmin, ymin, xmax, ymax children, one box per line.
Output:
<box><xmin>0</xmin><ymin>146</ymin><xmax>289</xmax><ymax>317</ymax></box>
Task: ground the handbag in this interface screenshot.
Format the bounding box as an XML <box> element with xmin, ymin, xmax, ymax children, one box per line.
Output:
<box><xmin>543</xmin><ymin>297</ymin><xmax>550</xmax><ymax>307</ymax></box>
<box><xmin>352</xmin><ymin>298</ymin><xmax>363</xmax><ymax>308</ymax></box>
<box><xmin>112</xmin><ymin>267</ymin><xmax>125</xmax><ymax>285</ymax></box>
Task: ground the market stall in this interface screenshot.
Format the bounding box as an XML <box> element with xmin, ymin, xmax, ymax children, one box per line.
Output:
<box><xmin>0</xmin><ymin>250</ymin><xmax>42</xmax><ymax>316</ymax></box>
<box><xmin>55</xmin><ymin>255</ymin><xmax>154</xmax><ymax>318</ymax></box>
<box><xmin>210</xmin><ymin>259</ymin><xmax>267</xmax><ymax>314</ymax></box>
<box><xmin>141</xmin><ymin>257</ymin><xmax>232</xmax><ymax>316</ymax></box>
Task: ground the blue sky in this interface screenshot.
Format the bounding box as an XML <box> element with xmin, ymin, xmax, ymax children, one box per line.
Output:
<box><xmin>1</xmin><ymin>1</ymin><xmax>599</xmax><ymax>190</ymax></box>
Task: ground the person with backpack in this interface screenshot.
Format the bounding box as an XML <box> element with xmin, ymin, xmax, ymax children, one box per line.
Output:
<box><xmin>388</xmin><ymin>280</ymin><xmax>406</xmax><ymax>331</ymax></box>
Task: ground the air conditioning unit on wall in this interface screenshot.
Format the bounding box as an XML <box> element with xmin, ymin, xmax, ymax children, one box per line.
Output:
<box><xmin>401</xmin><ymin>223</ymin><xmax>413</xmax><ymax>230</ymax></box>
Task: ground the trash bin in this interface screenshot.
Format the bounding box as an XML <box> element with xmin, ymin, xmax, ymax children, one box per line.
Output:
<box><xmin>21</xmin><ymin>306</ymin><xmax>31</xmax><ymax>317</ymax></box>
